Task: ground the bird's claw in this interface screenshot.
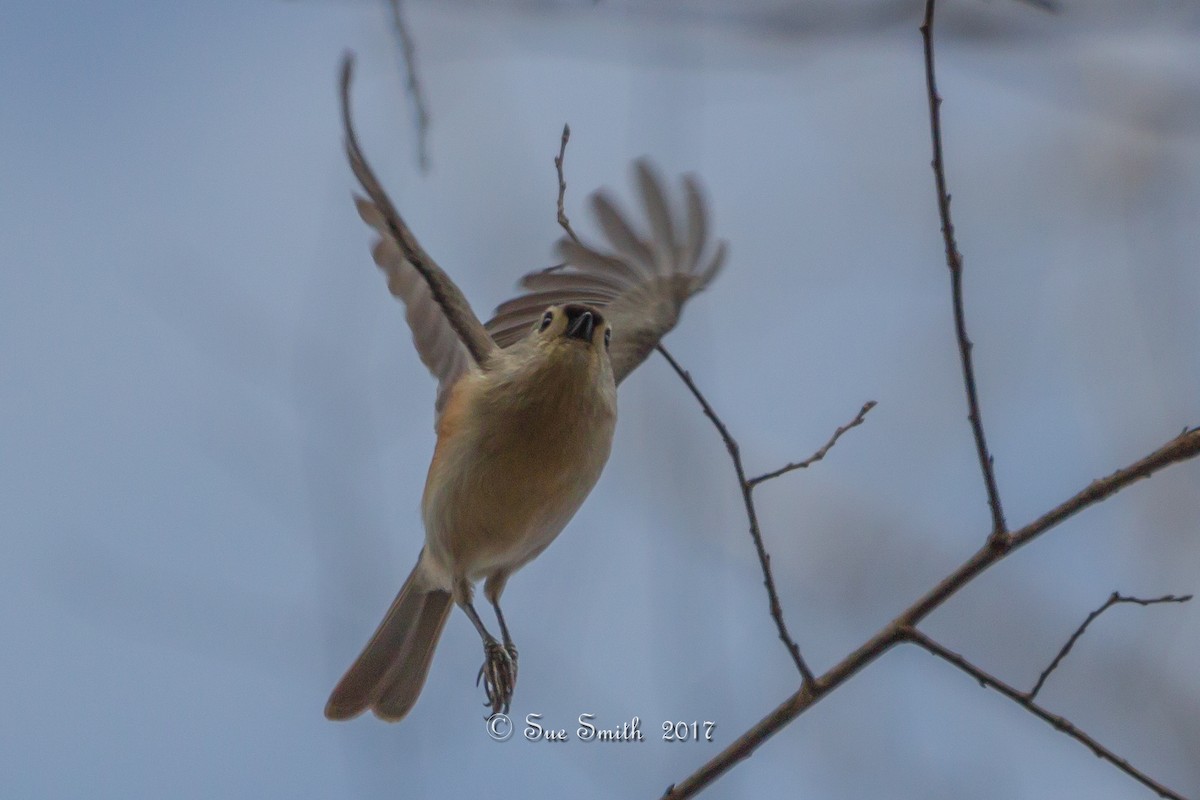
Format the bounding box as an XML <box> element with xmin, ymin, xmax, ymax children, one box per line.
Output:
<box><xmin>476</xmin><ymin>640</ymin><xmax>518</xmax><ymax>715</ymax></box>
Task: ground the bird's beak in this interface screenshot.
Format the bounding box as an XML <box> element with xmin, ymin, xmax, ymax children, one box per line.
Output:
<box><xmin>565</xmin><ymin>310</ymin><xmax>594</xmax><ymax>342</ymax></box>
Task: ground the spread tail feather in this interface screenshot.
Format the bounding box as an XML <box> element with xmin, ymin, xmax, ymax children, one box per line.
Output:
<box><xmin>325</xmin><ymin>562</ymin><xmax>453</xmax><ymax>722</ymax></box>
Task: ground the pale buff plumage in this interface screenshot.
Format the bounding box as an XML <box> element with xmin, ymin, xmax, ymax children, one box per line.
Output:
<box><xmin>327</xmin><ymin>306</ymin><xmax>616</xmax><ymax>722</ymax></box>
<box><xmin>423</xmin><ymin>332</ymin><xmax>617</xmax><ymax>591</ymax></box>
<box><xmin>325</xmin><ymin>54</ymin><xmax>727</xmax><ymax>723</ymax></box>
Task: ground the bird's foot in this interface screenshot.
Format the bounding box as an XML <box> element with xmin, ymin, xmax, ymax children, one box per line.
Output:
<box><xmin>476</xmin><ymin>640</ymin><xmax>518</xmax><ymax>715</ymax></box>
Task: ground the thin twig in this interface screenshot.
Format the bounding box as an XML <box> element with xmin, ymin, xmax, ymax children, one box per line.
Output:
<box><xmin>386</xmin><ymin>0</ymin><xmax>430</xmax><ymax>172</ymax></box>
<box><xmin>1028</xmin><ymin>592</ymin><xmax>1193</xmax><ymax>700</ymax></box>
<box><xmin>904</xmin><ymin>627</ymin><xmax>1188</xmax><ymax>800</ymax></box>
<box><xmin>553</xmin><ymin>129</ymin><xmax>839</xmax><ymax>686</ymax></box>
<box><xmin>662</xmin><ymin>426</ymin><xmax>1200</xmax><ymax>799</ymax></box>
<box><xmin>656</xmin><ymin>345</ymin><xmax>817</xmax><ymax>686</ymax></box>
<box><xmin>547</xmin><ymin>129</ymin><xmax>815</xmax><ymax>683</ymax></box>
<box><xmin>553</xmin><ymin>123</ymin><xmax>582</xmax><ymax>244</ymax></box>
<box><xmin>921</xmin><ymin>0</ymin><xmax>1007</xmax><ymax>541</ymax></box>
<box><xmin>747</xmin><ymin>401</ymin><xmax>876</xmax><ymax>488</ymax></box>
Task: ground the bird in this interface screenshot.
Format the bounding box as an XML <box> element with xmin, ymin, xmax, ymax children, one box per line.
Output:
<box><xmin>325</xmin><ymin>53</ymin><xmax>728</xmax><ymax>723</ymax></box>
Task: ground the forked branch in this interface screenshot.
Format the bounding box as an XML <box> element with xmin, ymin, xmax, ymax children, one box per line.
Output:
<box><xmin>656</xmin><ymin>347</ymin><xmax>875</xmax><ymax>687</ymax></box>
<box><xmin>904</xmin><ymin>627</ymin><xmax>1189</xmax><ymax>800</ymax></box>
<box><xmin>661</xmin><ymin>427</ymin><xmax>1200</xmax><ymax>800</ymax></box>
<box><xmin>658</xmin><ymin>0</ymin><xmax>1200</xmax><ymax>793</ymax></box>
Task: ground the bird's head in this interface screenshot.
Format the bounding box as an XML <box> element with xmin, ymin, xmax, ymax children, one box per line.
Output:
<box><xmin>490</xmin><ymin>303</ymin><xmax>616</xmax><ymax>406</ymax></box>
<box><xmin>533</xmin><ymin>303</ymin><xmax>610</xmax><ymax>353</ymax></box>
<box><xmin>514</xmin><ymin>303</ymin><xmax>614</xmax><ymax>391</ymax></box>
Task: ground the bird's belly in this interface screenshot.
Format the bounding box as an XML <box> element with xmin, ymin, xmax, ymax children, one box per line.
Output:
<box><xmin>421</xmin><ymin>411</ymin><xmax>612</xmax><ymax>582</ymax></box>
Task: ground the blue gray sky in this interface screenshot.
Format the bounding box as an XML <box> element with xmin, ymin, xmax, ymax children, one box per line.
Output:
<box><xmin>3</xmin><ymin>1</ymin><xmax>1198</xmax><ymax>798</ymax></box>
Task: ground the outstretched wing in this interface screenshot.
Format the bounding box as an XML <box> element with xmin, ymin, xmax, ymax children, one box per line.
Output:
<box><xmin>340</xmin><ymin>54</ymin><xmax>496</xmax><ymax>411</ymax></box>
<box><xmin>485</xmin><ymin>159</ymin><xmax>727</xmax><ymax>384</ymax></box>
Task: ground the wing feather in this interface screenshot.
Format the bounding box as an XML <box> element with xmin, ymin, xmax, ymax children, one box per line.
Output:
<box><xmin>591</xmin><ymin>193</ymin><xmax>656</xmax><ymax>276</ymax></box>
<box><xmin>341</xmin><ymin>54</ymin><xmax>497</xmax><ymax>412</ymax></box>
<box><xmin>340</xmin><ymin>52</ymin><xmax>494</xmax><ymax>393</ymax></box>
<box><xmin>555</xmin><ymin>239</ymin><xmax>645</xmax><ymax>287</ymax></box>
<box><xmin>493</xmin><ymin>289</ymin><xmax>621</xmax><ymax>317</ymax></box>
<box><xmin>344</xmin><ymin>57</ymin><xmax>727</xmax><ymax>397</ymax></box>
<box><xmin>484</xmin><ymin>158</ymin><xmax>727</xmax><ymax>384</ymax></box>
<box><xmin>518</xmin><ymin>268</ymin><xmax>630</xmax><ymax>295</ymax></box>
<box><xmin>635</xmin><ymin>161</ymin><xmax>677</xmax><ymax>275</ymax></box>
<box><xmin>680</xmin><ymin>176</ymin><xmax>707</xmax><ymax>274</ymax></box>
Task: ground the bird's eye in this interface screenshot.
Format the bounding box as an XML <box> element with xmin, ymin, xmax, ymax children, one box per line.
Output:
<box><xmin>539</xmin><ymin>310</ymin><xmax>554</xmax><ymax>332</ymax></box>
<box><xmin>603</xmin><ymin>328</ymin><xmax>611</xmax><ymax>349</ymax></box>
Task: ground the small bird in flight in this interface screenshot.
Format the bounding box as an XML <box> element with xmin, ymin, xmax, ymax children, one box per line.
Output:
<box><xmin>325</xmin><ymin>54</ymin><xmax>728</xmax><ymax>723</ymax></box>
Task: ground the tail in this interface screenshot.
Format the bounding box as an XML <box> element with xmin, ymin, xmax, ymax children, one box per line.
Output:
<box><xmin>325</xmin><ymin>560</ymin><xmax>453</xmax><ymax>722</ymax></box>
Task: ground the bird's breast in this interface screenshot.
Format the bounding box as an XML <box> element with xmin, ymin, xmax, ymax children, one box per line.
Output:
<box><xmin>421</xmin><ymin>359</ymin><xmax>616</xmax><ymax>579</ymax></box>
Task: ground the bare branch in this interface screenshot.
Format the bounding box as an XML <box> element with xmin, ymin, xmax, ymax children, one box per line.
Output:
<box><xmin>662</xmin><ymin>3</ymin><xmax>1200</xmax><ymax>793</ymax></box>
<box><xmin>656</xmin><ymin>345</ymin><xmax>817</xmax><ymax>686</ymax></box>
<box><xmin>1028</xmin><ymin>592</ymin><xmax>1193</xmax><ymax>700</ymax></box>
<box><xmin>553</xmin><ymin>123</ymin><xmax>582</xmax><ymax>244</ymax></box>
<box><xmin>920</xmin><ymin>0</ymin><xmax>1007</xmax><ymax>540</ymax></box>
<box><xmin>747</xmin><ymin>401</ymin><xmax>876</xmax><ymax>488</ymax></box>
<box><xmin>386</xmin><ymin>0</ymin><xmax>430</xmax><ymax>172</ymax></box>
<box><xmin>547</xmin><ymin>130</ymin><xmax>815</xmax><ymax>681</ymax></box>
<box><xmin>903</xmin><ymin>627</ymin><xmax>1189</xmax><ymax>800</ymax></box>
<box><xmin>553</xmin><ymin>129</ymin><xmax>858</xmax><ymax>688</ymax></box>
<box><xmin>662</xmin><ymin>426</ymin><xmax>1200</xmax><ymax>799</ymax></box>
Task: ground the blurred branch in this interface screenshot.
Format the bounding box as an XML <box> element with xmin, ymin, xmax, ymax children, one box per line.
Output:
<box><xmin>386</xmin><ymin>0</ymin><xmax>430</xmax><ymax>172</ymax></box>
<box><xmin>903</xmin><ymin>627</ymin><xmax>1189</xmax><ymax>800</ymax></box>
<box><xmin>662</xmin><ymin>426</ymin><xmax>1200</xmax><ymax>800</ymax></box>
<box><xmin>1028</xmin><ymin>592</ymin><xmax>1193</xmax><ymax>700</ymax></box>
<box><xmin>921</xmin><ymin>0</ymin><xmax>1007</xmax><ymax>541</ymax></box>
